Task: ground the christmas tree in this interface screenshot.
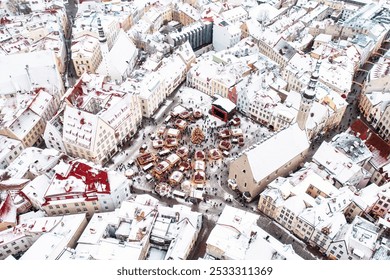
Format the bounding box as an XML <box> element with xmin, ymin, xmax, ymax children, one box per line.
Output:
<box><xmin>191</xmin><ymin>126</ymin><xmax>205</xmax><ymax>144</ymax></box>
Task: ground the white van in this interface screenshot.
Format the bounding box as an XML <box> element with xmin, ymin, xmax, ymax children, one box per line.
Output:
<box><xmin>142</xmin><ymin>163</ymin><xmax>154</xmax><ymax>172</ymax></box>
<box><xmin>145</xmin><ymin>174</ymin><xmax>153</xmax><ymax>181</ymax></box>
<box><xmin>158</xmin><ymin>149</ymin><xmax>170</xmax><ymax>157</ymax></box>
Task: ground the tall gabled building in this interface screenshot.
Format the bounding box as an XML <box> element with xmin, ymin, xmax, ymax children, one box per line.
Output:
<box><xmin>44</xmin><ymin>73</ymin><xmax>142</xmax><ymax>165</ymax></box>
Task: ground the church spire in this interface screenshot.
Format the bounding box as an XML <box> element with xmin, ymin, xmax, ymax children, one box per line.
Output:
<box><xmin>97</xmin><ymin>17</ymin><xmax>110</xmax><ymax>79</ymax></box>
<box><xmin>97</xmin><ymin>17</ymin><xmax>107</xmax><ymax>43</ymax></box>
<box><xmin>297</xmin><ymin>60</ymin><xmax>321</xmax><ymax>130</ymax></box>
<box><xmin>308</xmin><ymin>60</ymin><xmax>321</xmax><ymax>90</ymax></box>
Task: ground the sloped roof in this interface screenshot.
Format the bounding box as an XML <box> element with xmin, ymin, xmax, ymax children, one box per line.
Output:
<box><xmin>244</xmin><ymin>123</ymin><xmax>310</xmax><ymax>182</ymax></box>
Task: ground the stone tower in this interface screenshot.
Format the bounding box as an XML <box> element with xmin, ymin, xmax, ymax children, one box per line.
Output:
<box><xmin>97</xmin><ymin>17</ymin><xmax>110</xmax><ymax>78</ymax></box>
<box><xmin>297</xmin><ymin>61</ymin><xmax>320</xmax><ymax>130</ymax></box>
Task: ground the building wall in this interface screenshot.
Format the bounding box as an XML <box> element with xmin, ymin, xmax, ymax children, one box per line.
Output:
<box><xmin>212</xmin><ymin>23</ymin><xmax>241</xmax><ymax>52</ymax></box>
<box><xmin>369</xmin><ymin>193</ymin><xmax>390</xmax><ymax>218</ymax></box>
<box><xmin>179</xmin><ymin>11</ymin><xmax>197</xmax><ymax>26</ymax></box>
<box><xmin>323</xmin><ymin>103</ymin><xmax>347</xmax><ymax>133</ymax></box>
<box><xmin>169</xmin><ymin>22</ymin><xmax>213</xmax><ymax>50</ymax></box>
<box><xmin>18</xmin><ymin>117</ymin><xmax>45</xmax><ymax>148</ymax></box>
<box><xmin>270</xmin><ymin>111</ymin><xmax>294</xmax><ymax>131</ymax></box>
<box><xmin>309</xmin><ymin>228</ymin><xmax>332</xmax><ymax>253</ymax></box>
<box><xmin>326</xmin><ymin>240</ymin><xmax>353</xmax><ymax>260</ymax></box>
<box><xmin>274</xmin><ymin>206</ymin><xmax>298</xmax><ymax>231</ymax></box>
<box><xmin>344</xmin><ymin>201</ymin><xmax>364</xmax><ymax>223</ymax></box>
<box><xmin>258</xmin><ymin>194</ymin><xmax>278</xmax><ymax>219</ymax></box>
<box><xmin>228</xmin><ymin>150</ymin><xmax>308</xmax><ymax>201</ymax></box>
<box><xmin>293</xmin><ymin>217</ymin><xmax>315</xmax><ymax>242</ymax></box>
<box><xmin>358</xmin><ymin>92</ymin><xmax>375</xmax><ymax>121</ymax></box>
<box><xmin>187</xmin><ymin>70</ymin><xmax>213</xmax><ymax>96</ymax></box>
<box><xmin>43</xmin><ymin>199</ymin><xmax>101</xmax><ymax>218</ymax></box>
<box><xmin>63</xmin><ymin>116</ymin><xmax>116</xmax><ymax>165</ymax></box>
<box><xmin>138</xmin><ymin>76</ymin><xmax>166</xmax><ymax>118</ymax></box>
<box><xmin>72</xmin><ymin>37</ymin><xmax>102</xmax><ymax>77</ymax></box>
<box><xmin>206</xmin><ymin>243</ymin><xmax>227</xmax><ymax>260</ymax></box>
<box><xmin>377</xmin><ymin>105</ymin><xmax>390</xmax><ymax>142</ymax></box>
<box><xmin>370</xmin><ymin>164</ymin><xmax>390</xmax><ymax>186</ymax></box>
<box><xmin>0</xmin><ymin>140</ymin><xmax>24</xmax><ymax>169</ymax></box>
<box><xmin>43</xmin><ymin>121</ymin><xmax>67</xmax><ymax>153</ymax></box>
<box><xmin>111</xmin><ymin>94</ymin><xmax>142</xmax><ymax>146</ymax></box>
<box><xmin>0</xmin><ymin>234</ymin><xmax>38</xmax><ymax>260</ymax></box>
<box><xmin>282</xmin><ymin>68</ymin><xmax>307</xmax><ymax>92</ymax></box>
<box><xmin>211</xmin><ymin>79</ymin><xmax>229</xmax><ymax>99</ymax></box>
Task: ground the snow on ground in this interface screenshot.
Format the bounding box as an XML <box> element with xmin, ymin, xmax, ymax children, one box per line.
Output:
<box><xmin>154</xmin><ymin>99</ymin><xmax>173</xmax><ymax>120</ymax></box>
<box><xmin>108</xmin><ymin>84</ymin><xmax>274</xmax><ymax>204</ymax></box>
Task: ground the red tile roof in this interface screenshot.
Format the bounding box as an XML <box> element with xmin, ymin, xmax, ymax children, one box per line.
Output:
<box><xmin>350</xmin><ymin>119</ymin><xmax>390</xmax><ymax>167</ymax></box>
<box><xmin>55</xmin><ymin>161</ymin><xmax>110</xmax><ymax>193</ymax></box>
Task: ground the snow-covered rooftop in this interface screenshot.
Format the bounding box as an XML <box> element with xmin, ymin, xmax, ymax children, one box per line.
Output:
<box><xmin>312</xmin><ymin>142</ymin><xmax>366</xmax><ymax>185</ymax></box>
<box><xmin>74</xmin><ymin>194</ymin><xmax>201</xmax><ymax>260</ymax></box>
<box><xmin>96</xmin><ymin>30</ymin><xmax>137</xmax><ymax>79</ymax></box>
<box><xmin>0</xmin><ymin>136</ymin><xmax>22</xmax><ymax>164</ymax></box>
<box><xmin>44</xmin><ymin>160</ymin><xmax>128</xmax><ymax>200</ymax></box>
<box><xmin>331</xmin><ymin>132</ymin><xmax>372</xmax><ymax>164</ymax></box>
<box><xmin>20</xmin><ymin>214</ymin><xmax>87</xmax><ymax>260</ymax></box>
<box><xmin>212</xmin><ymin>96</ymin><xmax>236</xmax><ymax>112</ymax></box>
<box><xmin>0</xmin><ymin>50</ymin><xmax>62</xmax><ymax>95</ymax></box>
<box><xmin>207</xmin><ymin>205</ymin><xmax>303</xmax><ymax>259</ymax></box>
<box><xmin>4</xmin><ymin>147</ymin><xmax>61</xmax><ymax>179</ymax></box>
<box><xmin>242</xmin><ymin>123</ymin><xmax>310</xmax><ymax>182</ymax></box>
